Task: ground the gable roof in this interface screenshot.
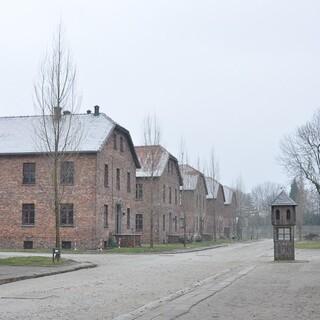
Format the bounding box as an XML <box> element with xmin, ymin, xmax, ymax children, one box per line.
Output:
<box><xmin>223</xmin><ymin>185</ymin><xmax>235</xmax><ymax>205</ymax></box>
<box><xmin>0</xmin><ymin>112</ymin><xmax>140</xmax><ymax>167</ymax></box>
<box><xmin>205</xmin><ymin>177</ymin><xmax>222</xmax><ymax>200</ymax></box>
<box><xmin>272</xmin><ymin>191</ymin><xmax>297</xmax><ymax>206</ymax></box>
<box><xmin>135</xmin><ymin>145</ymin><xmax>182</xmax><ymax>185</ymax></box>
<box><xmin>180</xmin><ymin>164</ymin><xmax>208</xmax><ymax>194</ymax></box>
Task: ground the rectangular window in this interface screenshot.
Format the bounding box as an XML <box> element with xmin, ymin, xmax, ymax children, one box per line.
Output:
<box><xmin>104</xmin><ymin>164</ymin><xmax>109</xmax><ymax>187</ymax></box>
<box><xmin>136</xmin><ymin>214</ymin><xmax>143</xmax><ymax>232</ymax></box>
<box><xmin>169</xmin><ymin>187</ymin><xmax>172</xmax><ymax>204</ymax></box>
<box><xmin>163</xmin><ymin>214</ymin><xmax>166</xmax><ymax>231</ymax></box>
<box><xmin>127</xmin><ymin>208</ymin><xmax>131</xmax><ymax>229</ymax></box>
<box><xmin>23</xmin><ymin>163</ymin><xmax>36</xmax><ymax>184</ymax></box>
<box><xmin>175</xmin><ymin>189</ymin><xmax>178</xmax><ymax>205</ymax></box>
<box><xmin>127</xmin><ymin>172</ymin><xmax>131</xmax><ymax>193</ymax></box>
<box><xmin>113</xmin><ymin>133</ymin><xmax>117</xmax><ymax>150</ymax></box>
<box><xmin>62</xmin><ymin>241</ymin><xmax>72</xmax><ymax>249</ymax></box>
<box><xmin>22</xmin><ymin>204</ymin><xmax>35</xmax><ymax>225</ymax></box>
<box><xmin>104</xmin><ymin>205</ymin><xmax>109</xmax><ymax>228</ymax></box>
<box><xmin>120</xmin><ymin>136</ymin><xmax>124</xmax><ymax>152</ymax></box>
<box><xmin>136</xmin><ymin>184</ymin><xmax>143</xmax><ymax>200</ymax></box>
<box><xmin>23</xmin><ymin>241</ymin><xmax>33</xmax><ymax>249</ymax></box>
<box><xmin>163</xmin><ymin>185</ymin><xmax>166</xmax><ymax>203</ymax></box>
<box><xmin>180</xmin><ymin>217</ymin><xmax>185</xmax><ymax>228</ymax></box>
<box><xmin>60</xmin><ymin>204</ymin><xmax>74</xmax><ymax>226</ymax></box>
<box><xmin>174</xmin><ymin>216</ymin><xmax>178</xmax><ymax>232</ymax></box>
<box><xmin>60</xmin><ymin>161</ymin><xmax>74</xmax><ymax>185</ymax></box>
<box><xmin>277</xmin><ymin>228</ymin><xmax>291</xmax><ymax>240</ymax></box>
<box><xmin>116</xmin><ymin>168</ymin><xmax>120</xmax><ymax>191</ymax></box>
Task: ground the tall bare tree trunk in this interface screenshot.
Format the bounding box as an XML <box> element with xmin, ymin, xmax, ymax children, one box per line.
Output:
<box><xmin>54</xmin><ymin>156</ymin><xmax>60</xmax><ymax>249</ymax></box>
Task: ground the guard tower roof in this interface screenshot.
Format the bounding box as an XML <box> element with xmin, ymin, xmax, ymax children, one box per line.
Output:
<box><xmin>271</xmin><ymin>191</ymin><xmax>297</xmax><ymax>207</ymax></box>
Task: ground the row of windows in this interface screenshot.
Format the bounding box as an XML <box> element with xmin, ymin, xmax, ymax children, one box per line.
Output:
<box><xmin>23</xmin><ymin>161</ymin><xmax>133</xmax><ymax>193</ymax></box>
<box><xmin>104</xmin><ymin>165</ymin><xmax>132</xmax><ymax>192</ymax></box>
<box><xmin>21</xmin><ymin>203</ymin><xmax>145</xmax><ymax>232</ymax></box>
<box><xmin>23</xmin><ymin>240</ymin><xmax>72</xmax><ymax>250</ymax></box>
<box><xmin>162</xmin><ymin>185</ymin><xmax>178</xmax><ymax>205</ymax></box>
<box><xmin>22</xmin><ymin>203</ymin><xmax>74</xmax><ymax>226</ymax></box>
<box><xmin>275</xmin><ymin>209</ymin><xmax>291</xmax><ymax>220</ymax></box>
<box><xmin>23</xmin><ymin>161</ymin><xmax>75</xmax><ymax>185</ymax></box>
<box><xmin>103</xmin><ymin>205</ymin><xmax>132</xmax><ymax>229</ymax></box>
<box><xmin>162</xmin><ymin>214</ymin><xmax>178</xmax><ymax>232</ymax></box>
<box><xmin>136</xmin><ymin>183</ymin><xmax>180</xmax><ymax>205</ymax></box>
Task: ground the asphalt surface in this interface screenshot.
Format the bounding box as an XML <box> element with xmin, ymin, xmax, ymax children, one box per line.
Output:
<box><xmin>0</xmin><ymin>240</ymin><xmax>318</xmax><ymax>320</ymax></box>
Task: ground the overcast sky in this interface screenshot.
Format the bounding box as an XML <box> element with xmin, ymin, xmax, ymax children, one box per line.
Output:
<box><xmin>0</xmin><ymin>0</ymin><xmax>319</xmax><ymax>191</ymax></box>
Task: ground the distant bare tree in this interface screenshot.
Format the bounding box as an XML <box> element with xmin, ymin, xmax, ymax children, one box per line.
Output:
<box><xmin>251</xmin><ymin>182</ymin><xmax>282</xmax><ymax>238</ymax></box>
<box><xmin>206</xmin><ymin>148</ymin><xmax>220</xmax><ymax>241</ymax></box>
<box><xmin>251</xmin><ymin>182</ymin><xmax>283</xmax><ymax>217</ymax></box>
<box><xmin>34</xmin><ymin>24</ymin><xmax>82</xmax><ymax>251</ymax></box>
<box><xmin>280</xmin><ymin>110</ymin><xmax>320</xmax><ymax>195</ymax></box>
<box><xmin>290</xmin><ymin>177</ymin><xmax>306</xmax><ymax>241</ymax></box>
<box><xmin>143</xmin><ymin>115</ymin><xmax>161</xmax><ymax>248</ymax></box>
<box><xmin>179</xmin><ymin>138</ymin><xmax>187</xmax><ymax>247</ymax></box>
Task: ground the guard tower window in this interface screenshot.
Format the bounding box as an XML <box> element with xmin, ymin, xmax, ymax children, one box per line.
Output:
<box><xmin>276</xmin><ymin>209</ymin><xmax>280</xmax><ymax>220</ymax></box>
<box><xmin>286</xmin><ymin>209</ymin><xmax>291</xmax><ymax>220</ymax></box>
<box><xmin>277</xmin><ymin>228</ymin><xmax>291</xmax><ymax>240</ymax></box>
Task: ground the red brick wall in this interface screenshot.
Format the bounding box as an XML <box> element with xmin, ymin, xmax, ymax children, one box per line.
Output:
<box><xmin>135</xmin><ymin>158</ymin><xmax>181</xmax><ymax>244</ymax></box>
<box><xmin>0</xmin><ymin>128</ymin><xmax>138</xmax><ymax>249</ymax></box>
<box><xmin>0</xmin><ymin>154</ymin><xmax>97</xmax><ymax>249</ymax></box>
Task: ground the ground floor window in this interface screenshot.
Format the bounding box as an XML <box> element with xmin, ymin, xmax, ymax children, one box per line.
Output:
<box><xmin>60</xmin><ymin>204</ymin><xmax>74</xmax><ymax>226</ymax></box>
<box><xmin>127</xmin><ymin>208</ymin><xmax>131</xmax><ymax>229</ymax></box>
<box><xmin>22</xmin><ymin>203</ymin><xmax>35</xmax><ymax>225</ymax></box>
<box><xmin>23</xmin><ymin>240</ymin><xmax>33</xmax><ymax>249</ymax></box>
<box><xmin>136</xmin><ymin>214</ymin><xmax>143</xmax><ymax>232</ymax></box>
<box><xmin>62</xmin><ymin>241</ymin><xmax>72</xmax><ymax>249</ymax></box>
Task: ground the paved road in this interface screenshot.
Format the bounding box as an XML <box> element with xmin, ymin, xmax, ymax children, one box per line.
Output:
<box><xmin>1</xmin><ymin>240</ymin><xmax>316</xmax><ymax>320</ymax></box>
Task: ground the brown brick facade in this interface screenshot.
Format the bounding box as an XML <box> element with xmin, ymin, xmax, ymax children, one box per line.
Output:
<box><xmin>0</xmin><ymin>123</ymin><xmax>139</xmax><ymax>249</ymax></box>
<box><xmin>135</xmin><ymin>146</ymin><xmax>182</xmax><ymax>244</ymax></box>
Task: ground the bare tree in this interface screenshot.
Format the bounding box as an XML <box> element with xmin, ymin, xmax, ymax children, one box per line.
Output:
<box><xmin>34</xmin><ymin>24</ymin><xmax>82</xmax><ymax>251</ymax></box>
<box><xmin>143</xmin><ymin>115</ymin><xmax>161</xmax><ymax>248</ymax></box>
<box><xmin>251</xmin><ymin>181</ymin><xmax>282</xmax><ymax>238</ymax></box>
<box><xmin>280</xmin><ymin>110</ymin><xmax>320</xmax><ymax>195</ymax></box>
<box><xmin>178</xmin><ymin>138</ymin><xmax>187</xmax><ymax>247</ymax></box>
<box><xmin>206</xmin><ymin>148</ymin><xmax>220</xmax><ymax>241</ymax></box>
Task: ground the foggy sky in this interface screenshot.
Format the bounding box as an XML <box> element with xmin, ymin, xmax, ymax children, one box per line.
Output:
<box><xmin>0</xmin><ymin>0</ymin><xmax>319</xmax><ymax>191</ymax></box>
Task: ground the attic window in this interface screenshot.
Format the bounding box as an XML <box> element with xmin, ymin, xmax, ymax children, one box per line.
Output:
<box><xmin>120</xmin><ymin>136</ymin><xmax>124</xmax><ymax>152</ymax></box>
<box><xmin>286</xmin><ymin>209</ymin><xmax>291</xmax><ymax>220</ymax></box>
<box><xmin>113</xmin><ymin>134</ymin><xmax>117</xmax><ymax>150</ymax></box>
<box><xmin>276</xmin><ymin>209</ymin><xmax>280</xmax><ymax>220</ymax></box>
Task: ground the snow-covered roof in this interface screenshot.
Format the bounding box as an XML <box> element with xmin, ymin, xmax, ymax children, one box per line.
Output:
<box><xmin>205</xmin><ymin>177</ymin><xmax>221</xmax><ymax>199</ymax></box>
<box><xmin>0</xmin><ymin>113</ymin><xmax>114</xmax><ymax>153</ymax></box>
<box><xmin>180</xmin><ymin>164</ymin><xmax>208</xmax><ymax>194</ymax></box>
<box><xmin>135</xmin><ymin>145</ymin><xmax>182</xmax><ymax>184</ymax></box>
<box><xmin>0</xmin><ymin>112</ymin><xmax>140</xmax><ymax>167</ymax></box>
<box><xmin>272</xmin><ymin>191</ymin><xmax>297</xmax><ymax>206</ymax></box>
<box><xmin>223</xmin><ymin>185</ymin><xmax>234</xmax><ymax>205</ymax></box>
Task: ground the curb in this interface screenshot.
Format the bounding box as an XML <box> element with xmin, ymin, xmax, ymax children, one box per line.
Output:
<box><xmin>0</xmin><ymin>262</ymin><xmax>97</xmax><ymax>286</ymax></box>
<box><xmin>159</xmin><ymin>244</ymin><xmax>227</xmax><ymax>254</ymax></box>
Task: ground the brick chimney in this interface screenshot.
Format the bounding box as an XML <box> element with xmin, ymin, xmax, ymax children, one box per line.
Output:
<box><xmin>53</xmin><ymin>107</ymin><xmax>62</xmax><ymax>120</ymax></box>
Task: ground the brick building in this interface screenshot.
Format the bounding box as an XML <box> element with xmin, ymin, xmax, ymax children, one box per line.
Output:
<box><xmin>135</xmin><ymin>145</ymin><xmax>183</xmax><ymax>244</ymax></box>
<box><xmin>0</xmin><ymin>106</ymin><xmax>141</xmax><ymax>249</ymax></box>
<box><xmin>222</xmin><ymin>185</ymin><xmax>237</xmax><ymax>239</ymax></box>
<box><xmin>205</xmin><ymin>177</ymin><xmax>225</xmax><ymax>240</ymax></box>
<box><xmin>180</xmin><ymin>164</ymin><xmax>208</xmax><ymax>240</ymax></box>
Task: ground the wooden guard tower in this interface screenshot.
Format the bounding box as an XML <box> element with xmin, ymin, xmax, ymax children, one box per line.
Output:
<box><xmin>271</xmin><ymin>191</ymin><xmax>297</xmax><ymax>261</ymax></box>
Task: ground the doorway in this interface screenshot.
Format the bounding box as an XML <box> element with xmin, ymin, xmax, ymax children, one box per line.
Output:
<box><xmin>116</xmin><ymin>204</ymin><xmax>122</xmax><ymax>234</ymax></box>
